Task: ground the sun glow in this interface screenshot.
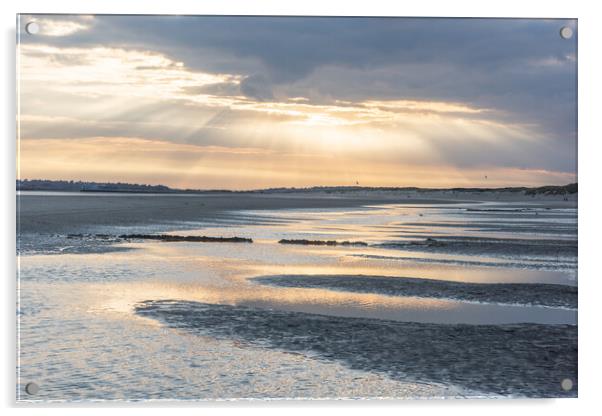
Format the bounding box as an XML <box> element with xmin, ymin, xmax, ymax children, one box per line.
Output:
<box><xmin>19</xmin><ymin>137</ymin><xmax>575</xmax><ymax>190</ymax></box>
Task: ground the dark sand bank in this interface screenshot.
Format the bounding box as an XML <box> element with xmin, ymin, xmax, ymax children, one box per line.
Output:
<box><xmin>279</xmin><ymin>239</ymin><xmax>368</xmax><ymax>246</ymax></box>
<box><xmin>253</xmin><ymin>274</ymin><xmax>577</xmax><ymax>309</ymax></box>
<box><xmin>118</xmin><ymin>234</ymin><xmax>253</xmax><ymax>243</ymax></box>
<box><xmin>378</xmin><ymin>236</ymin><xmax>577</xmax><ymax>259</ymax></box>
<box><xmin>136</xmin><ymin>300</ymin><xmax>577</xmax><ymax>398</ymax></box>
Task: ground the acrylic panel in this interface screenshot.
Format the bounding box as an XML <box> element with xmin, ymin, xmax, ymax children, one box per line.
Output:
<box><xmin>16</xmin><ymin>15</ymin><xmax>578</xmax><ymax>401</ymax></box>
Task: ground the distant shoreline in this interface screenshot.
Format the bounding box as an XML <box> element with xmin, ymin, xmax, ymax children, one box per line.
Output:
<box><xmin>16</xmin><ymin>179</ymin><xmax>577</xmax><ymax>196</ymax></box>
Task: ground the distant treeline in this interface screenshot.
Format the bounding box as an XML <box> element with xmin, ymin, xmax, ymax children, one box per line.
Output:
<box><xmin>17</xmin><ymin>179</ymin><xmax>175</xmax><ymax>193</ymax></box>
<box><xmin>16</xmin><ymin>179</ymin><xmax>223</xmax><ymax>194</ymax></box>
<box><xmin>16</xmin><ymin>179</ymin><xmax>577</xmax><ymax>195</ymax></box>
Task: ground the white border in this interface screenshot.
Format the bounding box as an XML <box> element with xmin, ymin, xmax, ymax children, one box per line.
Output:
<box><xmin>3</xmin><ymin>1</ymin><xmax>601</xmax><ymax>415</ymax></box>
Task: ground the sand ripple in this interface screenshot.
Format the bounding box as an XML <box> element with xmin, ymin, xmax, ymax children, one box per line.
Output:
<box><xmin>136</xmin><ymin>300</ymin><xmax>577</xmax><ymax>398</ymax></box>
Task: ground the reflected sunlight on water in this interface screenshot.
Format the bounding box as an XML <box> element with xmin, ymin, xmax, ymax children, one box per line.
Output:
<box><xmin>17</xmin><ymin>201</ymin><xmax>577</xmax><ymax>400</ymax></box>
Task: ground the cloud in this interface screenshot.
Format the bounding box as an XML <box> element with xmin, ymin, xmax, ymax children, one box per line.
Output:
<box><xmin>19</xmin><ymin>15</ymin><xmax>577</xmax><ymax>133</ymax></box>
<box><xmin>16</xmin><ymin>15</ymin><xmax>578</xmax><ymax>186</ymax></box>
<box><xmin>183</xmin><ymin>82</ymin><xmax>242</xmax><ymax>97</ymax></box>
<box><xmin>240</xmin><ymin>74</ymin><xmax>274</xmax><ymax>101</ymax></box>
<box><xmin>23</xmin><ymin>15</ymin><xmax>94</xmax><ymax>37</ymax></box>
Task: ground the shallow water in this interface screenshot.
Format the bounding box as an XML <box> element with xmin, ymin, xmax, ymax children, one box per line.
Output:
<box><xmin>17</xmin><ymin>199</ymin><xmax>578</xmax><ymax>400</ymax></box>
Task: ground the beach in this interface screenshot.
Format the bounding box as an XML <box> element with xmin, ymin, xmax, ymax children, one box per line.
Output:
<box><xmin>14</xmin><ymin>13</ymin><xmax>580</xmax><ymax>405</ymax></box>
<box><xmin>17</xmin><ymin>189</ymin><xmax>577</xmax><ymax>400</ymax></box>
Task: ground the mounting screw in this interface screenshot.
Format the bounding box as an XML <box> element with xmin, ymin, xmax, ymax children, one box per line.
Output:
<box><xmin>25</xmin><ymin>382</ymin><xmax>39</xmax><ymax>395</ymax></box>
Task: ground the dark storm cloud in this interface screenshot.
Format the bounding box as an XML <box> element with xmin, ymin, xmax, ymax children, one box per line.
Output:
<box><xmin>21</xmin><ymin>16</ymin><xmax>576</xmax><ymax>115</ymax></box>
<box><xmin>22</xmin><ymin>16</ymin><xmax>576</xmax><ymax>75</ymax></box>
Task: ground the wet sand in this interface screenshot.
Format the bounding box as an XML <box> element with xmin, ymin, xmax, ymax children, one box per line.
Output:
<box><xmin>17</xmin><ymin>190</ymin><xmax>578</xmax><ymax>399</ymax></box>
<box><xmin>17</xmin><ymin>190</ymin><xmax>576</xmax><ymax>235</ymax></box>
<box><xmin>137</xmin><ymin>299</ymin><xmax>577</xmax><ymax>398</ymax></box>
<box><xmin>253</xmin><ymin>274</ymin><xmax>578</xmax><ymax>309</ymax></box>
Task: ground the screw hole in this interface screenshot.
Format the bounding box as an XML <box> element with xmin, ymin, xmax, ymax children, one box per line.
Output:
<box><xmin>560</xmin><ymin>26</ymin><xmax>573</xmax><ymax>40</ymax></box>
<box><xmin>25</xmin><ymin>22</ymin><xmax>40</xmax><ymax>35</ymax></box>
<box><xmin>25</xmin><ymin>382</ymin><xmax>39</xmax><ymax>395</ymax></box>
<box><xmin>561</xmin><ymin>378</ymin><xmax>573</xmax><ymax>391</ymax></box>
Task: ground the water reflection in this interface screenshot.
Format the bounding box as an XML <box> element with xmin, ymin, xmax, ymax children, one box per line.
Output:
<box><xmin>17</xmin><ymin>201</ymin><xmax>577</xmax><ymax>400</ymax></box>
<box><xmin>20</xmin><ymin>237</ymin><xmax>577</xmax><ymax>325</ymax></box>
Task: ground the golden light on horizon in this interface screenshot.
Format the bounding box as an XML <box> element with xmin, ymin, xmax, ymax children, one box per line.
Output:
<box><xmin>18</xmin><ymin>137</ymin><xmax>575</xmax><ymax>190</ymax></box>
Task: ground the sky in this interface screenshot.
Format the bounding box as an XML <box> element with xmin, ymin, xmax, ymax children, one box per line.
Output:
<box><xmin>17</xmin><ymin>15</ymin><xmax>577</xmax><ymax>189</ymax></box>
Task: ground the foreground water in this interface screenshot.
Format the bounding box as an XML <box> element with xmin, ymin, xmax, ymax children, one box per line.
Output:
<box><xmin>17</xmin><ymin>198</ymin><xmax>577</xmax><ymax>401</ymax></box>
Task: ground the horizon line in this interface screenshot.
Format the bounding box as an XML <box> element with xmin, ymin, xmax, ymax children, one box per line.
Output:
<box><xmin>16</xmin><ymin>178</ymin><xmax>578</xmax><ymax>193</ymax></box>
